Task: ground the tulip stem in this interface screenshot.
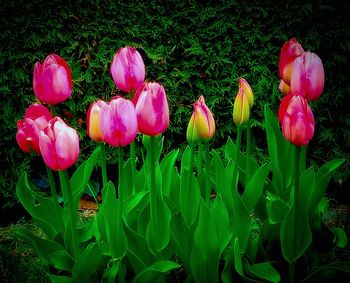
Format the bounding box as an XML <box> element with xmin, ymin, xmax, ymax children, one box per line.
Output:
<box><xmin>59</xmin><ymin>170</ymin><xmax>79</xmax><ymax>260</ymax></box>
<box><xmin>204</xmin><ymin>141</ymin><xmax>211</xmax><ymax>205</ymax></box>
<box><xmin>46</xmin><ymin>166</ymin><xmax>58</xmax><ymax>202</ymax></box>
<box><xmin>197</xmin><ymin>141</ymin><xmax>203</xmax><ymax>174</ymax></box>
<box><xmin>100</xmin><ymin>143</ymin><xmax>108</xmax><ymax>189</ymax></box>
<box><xmin>130</xmin><ymin>141</ymin><xmax>137</xmax><ymax>194</ymax></box>
<box><xmin>245</xmin><ymin>124</ymin><xmax>251</xmax><ymax>187</ymax></box>
<box><xmin>233</xmin><ymin>126</ymin><xmax>243</xmax><ymax>192</ymax></box>
<box><xmin>188</xmin><ymin>144</ymin><xmax>195</xmax><ymax>191</ymax></box>
<box><xmin>118</xmin><ymin>147</ymin><xmax>124</xmax><ymax>222</ymax></box>
<box><xmin>300</xmin><ymin>146</ymin><xmax>306</xmax><ymax>174</ymax></box>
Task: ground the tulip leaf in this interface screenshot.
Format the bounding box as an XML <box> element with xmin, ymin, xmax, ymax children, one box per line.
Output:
<box><xmin>244</xmin><ymin>261</ymin><xmax>281</xmax><ymax>283</ymax></box>
<box><xmin>48</xmin><ymin>274</ymin><xmax>72</xmax><ymax>283</ymax></box>
<box><xmin>16</xmin><ymin>174</ymin><xmax>64</xmax><ymax>239</ymax></box>
<box><xmin>160</xmin><ymin>149</ymin><xmax>179</xmax><ymax>196</ymax></box>
<box><xmin>302</xmin><ymin>262</ymin><xmax>350</xmax><ymax>282</ymax></box>
<box><xmin>332</xmin><ymin>227</ymin><xmax>348</xmax><ymax>248</ymax></box>
<box><xmin>102</xmin><ymin>259</ymin><xmax>120</xmax><ymax>283</ymax></box>
<box><xmin>121</xmin><ymin>158</ymin><xmax>133</xmax><ymax>199</ymax></box>
<box><xmin>266</xmin><ymin>192</ymin><xmax>289</xmax><ymax>224</ymax></box>
<box><xmin>242</xmin><ymin>163</ymin><xmax>270</xmax><ymax>212</ymax></box>
<box><xmin>123</xmin><ymin>191</ymin><xmax>149</xmax><ymax>229</ymax></box>
<box><xmin>133</xmin><ymin>260</ymin><xmax>180</xmax><ymax>283</ymax></box>
<box><xmin>70</xmin><ymin>146</ymin><xmax>101</xmax><ymax>207</ymax></box>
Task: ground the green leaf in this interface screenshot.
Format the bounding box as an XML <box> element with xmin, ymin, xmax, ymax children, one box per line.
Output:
<box><xmin>124</xmin><ymin>191</ymin><xmax>149</xmax><ymax>229</ymax></box>
<box><xmin>245</xmin><ymin>261</ymin><xmax>281</xmax><ymax>283</ymax></box>
<box><xmin>266</xmin><ymin>192</ymin><xmax>289</xmax><ymax>224</ymax></box>
<box><xmin>160</xmin><ymin>149</ymin><xmax>179</xmax><ymax>196</ymax></box>
<box><xmin>70</xmin><ymin>146</ymin><xmax>101</xmax><ymax>208</ymax></box>
<box><xmin>332</xmin><ymin>227</ymin><xmax>348</xmax><ymax>248</ymax></box>
<box><xmin>102</xmin><ymin>259</ymin><xmax>120</xmax><ymax>283</ymax></box>
<box><xmin>16</xmin><ymin>174</ymin><xmax>64</xmax><ymax>239</ymax></box>
<box><xmin>242</xmin><ymin>163</ymin><xmax>270</xmax><ymax>212</ymax></box>
<box><xmin>133</xmin><ymin>260</ymin><xmax>180</xmax><ymax>283</ymax></box>
<box><xmin>302</xmin><ymin>262</ymin><xmax>350</xmax><ymax>282</ymax></box>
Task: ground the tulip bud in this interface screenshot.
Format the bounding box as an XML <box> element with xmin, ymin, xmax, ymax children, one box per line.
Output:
<box><xmin>290</xmin><ymin>51</ymin><xmax>325</xmax><ymax>101</ymax></box>
<box><xmin>278</xmin><ymin>94</ymin><xmax>315</xmax><ymax>146</ymax></box>
<box><xmin>279</xmin><ymin>38</ymin><xmax>304</xmax><ymax>85</ymax></box>
<box><xmin>111</xmin><ymin>46</ymin><xmax>145</xmax><ymax>93</ymax></box>
<box><xmin>101</xmin><ymin>97</ymin><xmax>138</xmax><ymax>147</ymax></box>
<box><xmin>133</xmin><ymin>82</ymin><xmax>169</xmax><ymax>136</ymax></box>
<box><xmin>186</xmin><ymin>96</ymin><xmax>215</xmax><ymax>145</ymax></box>
<box><xmin>233</xmin><ymin>78</ymin><xmax>254</xmax><ymax>126</ymax></box>
<box><xmin>16</xmin><ymin>104</ymin><xmax>53</xmax><ymax>154</ymax></box>
<box><xmin>33</xmin><ymin>54</ymin><xmax>72</xmax><ymax>105</ymax></box>
<box><xmin>39</xmin><ymin>117</ymin><xmax>80</xmax><ymax>170</ymax></box>
<box><xmin>239</xmin><ymin>78</ymin><xmax>254</xmax><ymax>108</ymax></box>
<box><xmin>86</xmin><ymin>100</ymin><xmax>107</xmax><ymax>142</ymax></box>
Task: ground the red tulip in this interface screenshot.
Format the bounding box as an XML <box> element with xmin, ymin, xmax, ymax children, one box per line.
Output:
<box><xmin>86</xmin><ymin>100</ymin><xmax>108</xmax><ymax>142</ymax></box>
<box><xmin>133</xmin><ymin>82</ymin><xmax>169</xmax><ymax>136</ymax></box>
<box><xmin>39</xmin><ymin>117</ymin><xmax>80</xmax><ymax>170</ymax></box>
<box><xmin>290</xmin><ymin>52</ymin><xmax>325</xmax><ymax>101</ymax></box>
<box><xmin>278</xmin><ymin>93</ymin><xmax>314</xmax><ymax>146</ymax></box>
<box><xmin>111</xmin><ymin>46</ymin><xmax>145</xmax><ymax>93</ymax></box>
<box><xmin>279</xmin><ymin>38</ymin><xmax>304</xmax><ymax>85</ymax></box>
<box><xmin>186</xmin><ymin>95</ymin><xmax>215</xmax><ymax>144</ymax></box>
<box><xmin>33</xmin><ymin>54</ymin><xmax>72</xmax><ymax>105</ymax></box>
<box><xmin>101</xmin><ymin>97</ymin><xmax>138</xmax><ymax>147</ymax></box>
<box><xmin>278</xmin><ymin>79</ymin><xmax>291</xmax><ymax>96</ymax></box>
<box><xmin>16</xmin><ymin>104</ymin><xmax>53</xmax><ymax>154</ymax></box>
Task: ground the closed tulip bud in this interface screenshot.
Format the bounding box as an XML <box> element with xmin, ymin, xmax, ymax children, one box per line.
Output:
<box><xmin>233</xmin><ymin>89</ymin><xmax>250</xmax><ymax>126</ymax></box>
<box><xmin>278</xmin><ymin>79</ymin><xmax>291</xmax><ymax>96</ymax></box>
<box><xmin>278</xmin><ymin>93</ymin><xmax>314</xmax><ymax>146</ymax></box>
<box><xmin>279</xmin><ymin>38</ymin><xmax>304</xmax><ymax>85</ymax></box>
<box><xmin>186</xmin><ymin>96</ymin><xmax>215</xmax><ymax>144</ymax></box>
<box><xmin>239</xmin><ymin>78</ymin><xmax>254</xmax><ymax>108</ymax></box>
<box><xmin>39</xmin><ymin>117</ymin><xmax>80</xmax><ymax>171</ymax></box>
<box><xmin>101</xmin><ymin>97</ymin><xmax>138</xmax><ymax>147</ymax></box>
<box><xmin>16</xmin><ymin>104</ymin><xmax>53</xmax><ymax>154</ymax></box>
<box><xmin>111</xmin><ymin>46</ymin><xmax>145</xmax><ymax>93</ymax></box>
<box><xmin>290</xmin><ymin>52</ymin><xmax>325</xmax><ymax>101</ymax></box>
<box><xmin>33</xmin><ymin>54</ymin><xmax>72</xmax><ymax>105</ymax></box>
<box><xmin>133</xmin><ymin>82</ymin><xmax>169</xmax><ymax>136</ymax></box>
<box><xmin>86</xmin><ymin>100</ymin><xmax>107</xmax><ymax>142</ymax></box>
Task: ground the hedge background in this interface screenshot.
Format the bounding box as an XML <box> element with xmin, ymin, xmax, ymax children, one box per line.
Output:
<box><xmin>1</xmin><ymin>0</ymin><xmax>349</xmax><ymax>213</ymax></box>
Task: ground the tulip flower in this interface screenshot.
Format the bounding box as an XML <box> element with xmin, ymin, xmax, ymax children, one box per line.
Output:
<box><xmin>233</xmin><ymin>78</ymin><xmax>255</xmax><ymax>126</ymax></box>
<box><xmin>278</xmin><ymin>93</ymin><xmax>315</xmax><ymax>146</ymax></box>
<box><xmin>290</xmin><ymin>52</ymin><xmax>325</xmax><ymax>101</ymax></box>
<box><xmin>33</xmin><ymin>54</ymin><xmax>72</xmax><ymax>105</ymax></box>
<box><xmin>186</xmin><ymin>95</ymin><xmax>215</xmax><ymax>145</ymax></box>
<box><xmin>278</xmin><ymin>79</ymin><xmax>291</xmax><ymax>96</ymax></box>
<box><xmin>279</xmin><ymin>38</ymin><xmax>304</xmax><ymax>85</ymax></box>
<box><xmin>39</xmin><ymin>117</ymin><xmax>80</xmax><ymax>171</ymax></box>
<box><xmin>16</xmin><ymin>104</ymin><xmax>53</xmax><ymax>154</ymax></box>
<box><xmin>111</xmin><ymin>46</ymin><xmax>146</xmax><ymax>93</ymax></box>
<box><xmin>101</xmin><ymin>97</ymin><xmax>138</xmax><ymax>147</ymax></box>
<box><xmin>133</xmin><ymin>82</ymin><xmax>169</xmax><ymax>136</ymax></box>
<box><xmin>86</xmin><ymin>100</ymin><xmax>108</xmax><ymax>142</ymax></box>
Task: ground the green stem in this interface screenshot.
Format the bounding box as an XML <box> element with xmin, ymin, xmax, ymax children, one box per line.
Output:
<box><xmin>46</xmin><ymin>166</ymin><xmax>58</xmax><ymax>202</ymax></box>
<box><xmin>204</xmin><ymin>141</ymin><xmax>211</xmax><ymax>205</ymax></box>
<box><xmin>118</xmin><ymin>147</ymin><xmax>124</xmax><ymax>221</ymax></box>
<box><xmin>149</xmin><ymin>136</ymin><xmax>158</xmax><ymax>255</ymax></box>
<box><xmin>246</xmin><ymin>124</ymin><xmax>251</xmax><ymax>187</ymax></box>
<box><xmin>290</xmin><ymin>146</ymin><xmax>301</xmax><ymax>283</ymax></box>
<box><xmin>59</xmin><ymin>170</ymin><xmax>79</xmax><ymax>259</ymax></box>
<box><xmin>130</xmin><ymin>141</ymin><xmax>137</xmax><ymax>194</ymax></box>
<box><xmin>300</xmin><ymin>146</ymin><xmax>306</xmax><ymax>174</ymax></box>
<box><xmin>188</xmin><ymin>144</ymin><xmax>195</xmax><ymax>191</ymax></box>
<box><xmin>100</xmin><ymin>143</ymin><xmax>108</xmax><ymax>189</ymax></box>
<box><xmin>197</xmin><ymin>141</ymin><xmax>203</xmax><ymax>174</ymax></box>
<box><xmin>233</xmin><ymin>126</ymin><xmax>243</xmax><ymax>191</ymax></box>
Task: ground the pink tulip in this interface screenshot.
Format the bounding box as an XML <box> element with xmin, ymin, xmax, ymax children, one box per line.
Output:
<box><xmin>186</xmin><ymin>95</ymin><xmax>215</xmax><ymax>144</ymax></box>
<box><xmin>101</xmin><ymin>97</ymin><xmax>138</xmax><ymax>147</ymax></box>
<box><xmin>279</xmin><ymin>38</ymin><xmax>304</xmax><ymax>85</ymax></box>
<box><xmin>278</xmin><ymin>79</ymin><xmax>291</xmax><ymax>96</ymax></box>
<box><xmin>290</xmin><ymin>52</ymin><xmax>325</xmax><ymax>101</ymax></box>
<box><xmin>133</xmin><ymin>82</ymin><xmax>169</xmax><ymax>136</ymax></box>
<box><xmin>86</xmin><ymin>100</ymin><xmax>108</xmax><ymax>142</ymax></box>
<box><xmin>39</xmin><ymin>117</ymin><xmax>80</xmax><ymax>171</ymax></box>
<box><xmin>111</xmin><ymin>46</ymin><xmax>145</xmax><ymax>93</ymax></box>
<box><xmin>278</xmin><ymin>93</ymin><xmax>315</xmax><ymax>146</ymax></box>
<box><xmin>33</xmin><ymin>54</ymin><xmax>72</xmax><ymax>105</ymax></box>
<box><xmin>16</xmin><ymin>104</ymin><xmax>53</xmax><ymax>154</ymax></box>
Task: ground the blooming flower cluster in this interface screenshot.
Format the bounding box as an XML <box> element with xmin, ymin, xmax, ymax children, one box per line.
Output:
<box><xmin>277</xmin><ymin>38</ymin><xmax>325</xmax><ymax>146</ymax></box>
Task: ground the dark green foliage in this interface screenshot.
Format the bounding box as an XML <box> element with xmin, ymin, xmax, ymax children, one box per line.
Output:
<box><xmin>1</xmin><ymin>0</ymin><xmax>349</xmax><ymax>207</ymax></box>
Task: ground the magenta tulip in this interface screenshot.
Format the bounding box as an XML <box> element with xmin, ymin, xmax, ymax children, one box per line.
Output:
<box><xmin>290</xmin><ymin>52</ymin><xmax>325</xmax><ymax>101</ymax></box>
<box><xmin>110</xmin><ymin>46</ymin><xmax>145</xmax><ymax>93</ymax></box>
<box><xmin>101</xmin><ymin>97</ymin><xmax>138</xmax><ymax>147</ymax></box>
<box><xmin>278</xmin><ymin>93</ymin><xmax>315</xmax><ymax>146</ymax></box>
<box><xmin>133</xmin><ymin>82</ymin><xmax>169</xmax><ymax>136</ymax></box>
<box><xmin>186</xmin><ymin>95</ymin><xmax>215</xmax><ymax>144</ymax></box>
<box><xmin>86</xmin><ymin>100</ymin><xmax>108</xmax><ymax>143</ymax></box>
<box><xmin>33</xmin><ymin>54</ymin><xmax>72</xmax><ymax>105</ymax></box>
<box><xmin>39</xmin><ymin>117</ymin><xmax>80</xmax><ymax>171</ymax></box>
<box><xmin>16</xmin><ymin>104</ymin><xmax>53</xmax><ymax>154</ymax></box>
<box><xmin>279</xmin><ymin>38</ymin><xmax>304</xmax><ymax>85</ymax></box>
